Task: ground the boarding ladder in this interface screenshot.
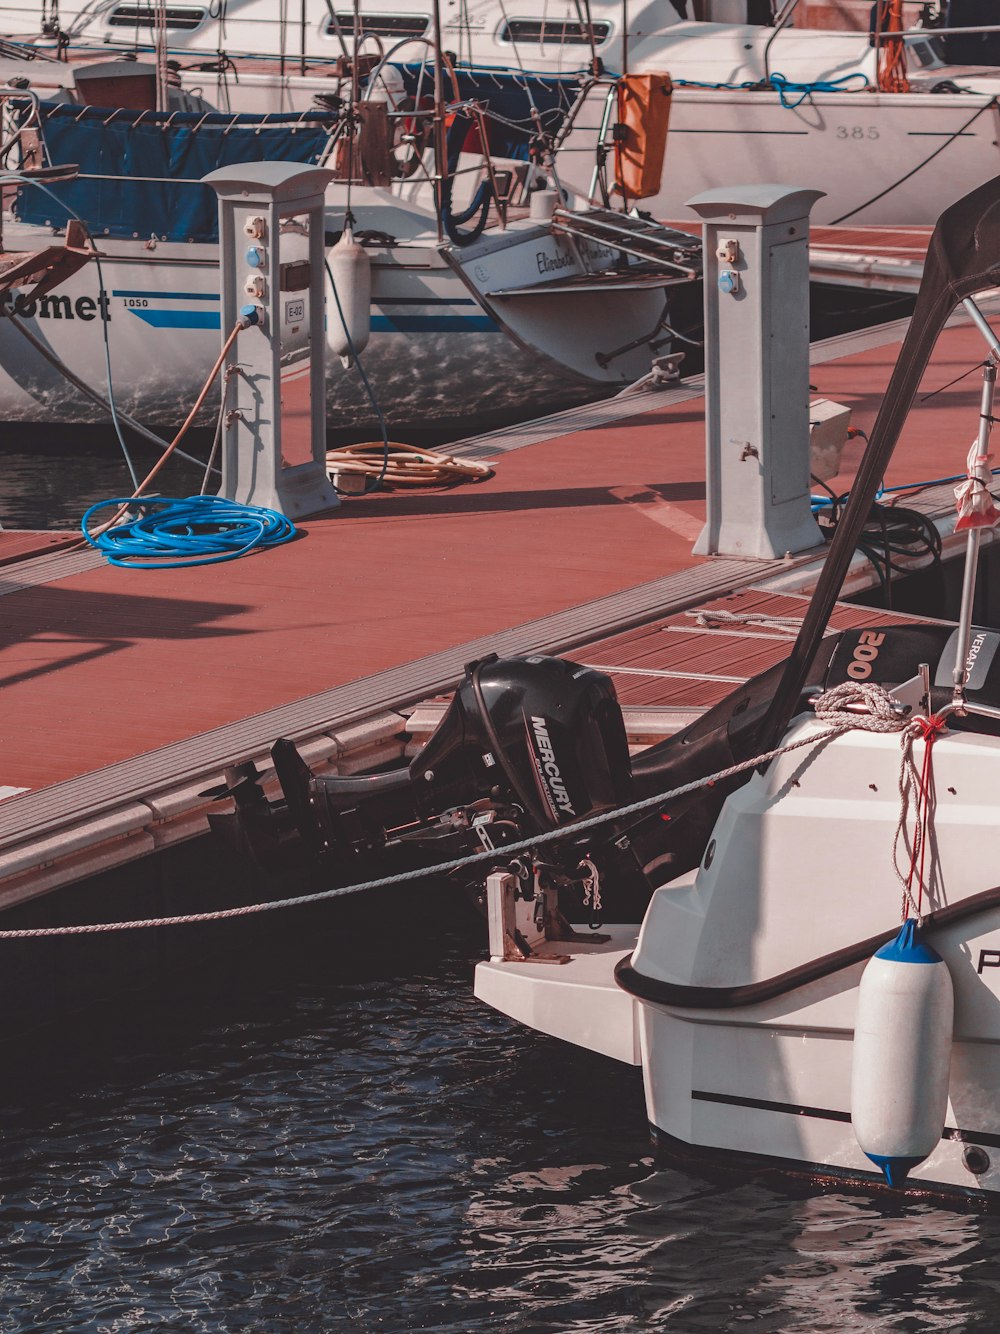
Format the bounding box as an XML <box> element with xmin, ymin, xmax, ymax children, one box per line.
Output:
<box><xmin>549</xmin><ymin>208</ymin><xmax>702</xmax><ymax>281</ymax></box>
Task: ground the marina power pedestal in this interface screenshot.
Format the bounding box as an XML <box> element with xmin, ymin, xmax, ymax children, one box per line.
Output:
<box><xmin>688</xmin><ymin>185</ymin><xmax>824</xmax><ymax>559</ymax></box>
<box><xmin>204</xmin><ymin>162</ymin><xmax>338</xmax><ymax>519</ymax></box>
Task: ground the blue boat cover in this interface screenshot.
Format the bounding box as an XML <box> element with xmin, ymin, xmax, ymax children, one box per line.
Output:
<box><xmin>14</xmin><ymin>103</ymin><xmax>339</xmax><ymax>243</ymax></box>
<box><xmin>393</xmin><ymin>63</ymin><xmax>583</xmax><ymax>161</ymax></box>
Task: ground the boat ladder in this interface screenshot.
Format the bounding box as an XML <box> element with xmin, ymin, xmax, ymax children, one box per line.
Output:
<box><xmin>549</xmin><ymin>208</ymin><xmax>702</xmax><ymax>279</ymax></box>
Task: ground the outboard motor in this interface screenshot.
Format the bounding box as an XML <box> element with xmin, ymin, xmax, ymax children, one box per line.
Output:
<box><xmin>211</xmin><ymin>625</ymin><xmax>1000</xmax><ymax>922</ymax></box>
<box><xmin>412</xmin><ymin>653</ymin><xmax>633</xmax><ymax>833</ymax></box>
<box><xmin>208</xmin><ymin>653</ymin><xmax>634</xmax><ymax>891</ymax></box>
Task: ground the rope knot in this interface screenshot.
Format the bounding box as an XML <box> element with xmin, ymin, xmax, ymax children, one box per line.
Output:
<box><xmin>915</xmin><ymin>713</ymin><xmax>948</xmax><ymax>741</ymax></box>
<box><xmin>812</xmin><ymin>680</ymin><xmax>905</xmax><ymax>733</ymax></box>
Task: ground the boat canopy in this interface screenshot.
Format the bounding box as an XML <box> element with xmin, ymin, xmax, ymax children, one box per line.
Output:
<box><xmin>392</xmin><ymin>62</ymin><xmax>585</xmax><ymax>160</ymax></box>
<box><xmin>13</xmin><ymin>103</ymin><xmax>340</xmax><ymax>243</ymax></box>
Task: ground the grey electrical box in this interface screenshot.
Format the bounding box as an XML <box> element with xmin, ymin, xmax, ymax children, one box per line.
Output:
<box><xmin>689</xmin><ymin>184</ymin><xmax>825</xmax><ymax>559</ymax></box>
<box><xmin>204</xmin><ymin>161</ymin><xmax>339</xmax><ymax>519</ymax></box>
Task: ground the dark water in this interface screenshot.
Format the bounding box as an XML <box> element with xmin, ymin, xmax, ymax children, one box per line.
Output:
<box><xmin>3</xmin><ymin>906</ymin><xmax>1000</xmax><ymax>1334</ymax></box>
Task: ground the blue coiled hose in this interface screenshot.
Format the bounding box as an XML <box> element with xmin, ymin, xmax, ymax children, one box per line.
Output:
<box><xmin>81</xmin><ymin>495</ymin><xmax>298</xmax><ymax>569</ymax></box>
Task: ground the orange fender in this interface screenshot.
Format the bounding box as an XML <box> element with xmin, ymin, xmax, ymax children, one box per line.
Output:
<box><xmin>614</xmin><ymin>72</ymin><xmax>672</xmax><ymax>202</ymax></box>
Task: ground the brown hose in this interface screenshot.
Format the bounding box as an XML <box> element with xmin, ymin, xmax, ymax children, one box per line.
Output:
<box><xmin>325</xmin><ymin>441</ymin><xmax>494</xmax><ymax>489</ymax></box>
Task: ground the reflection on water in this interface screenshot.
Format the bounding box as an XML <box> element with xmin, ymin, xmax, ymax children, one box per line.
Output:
<box><xmin>2</xmin><ymin>917</ymin><xmax>1000</xmax><ymax>1333</ymax></box>
<box><xmin>0</xmin><ymin>430</ymin><xmax>215</xmax><ymax>532</ymax></box>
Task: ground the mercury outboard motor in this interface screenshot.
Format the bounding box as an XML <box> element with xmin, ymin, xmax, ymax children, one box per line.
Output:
<box><xmin>208</xmin><ymin>653</ymin><xmax>634</xmax><ymax>885</ymax></box>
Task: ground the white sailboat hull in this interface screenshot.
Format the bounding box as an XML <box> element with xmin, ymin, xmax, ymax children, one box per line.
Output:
<box><xmin>170</xmin><ymin>74</ymin><xmax>1000</xmax><ymax>230</ymax></box>
<box><xmin>558</xmin><ymin>87</ymin><xmax>1000</xmax><ymax>229</ymax></box>
<box><xmin>0</xmin><ymin>223</ymin><xmax>636</xmax><ymax>429</ymax></box>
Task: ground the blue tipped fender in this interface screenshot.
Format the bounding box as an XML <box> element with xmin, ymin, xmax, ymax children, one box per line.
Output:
<box><xmin>850</xmin><ymin>919</ymin><xmax>954</xmax><ymax>1188</ymax></box>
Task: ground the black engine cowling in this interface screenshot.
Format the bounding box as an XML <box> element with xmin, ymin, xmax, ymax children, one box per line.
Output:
<box><xmin>209</xmin><ymin>653</ymin><xmax>635</xmax><ymax>879</ymax></box>
<box><xmin>410</xmin><ymin>653</ymin><xmax>634</xmax><ymax>833</ymax></box>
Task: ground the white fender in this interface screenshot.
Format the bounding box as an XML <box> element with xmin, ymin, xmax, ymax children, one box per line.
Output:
<box><xmin>850</xmin><ymin>919</ymin><xmax>954</xmax><ymax>1187</ymax></box>
<box><xmin>326</xmin><ymin>224</ymin><xmax>371</xmax><ymax>366</ymax></box>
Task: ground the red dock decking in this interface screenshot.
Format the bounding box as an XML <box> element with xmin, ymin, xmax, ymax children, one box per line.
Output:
<box><xmin>0</xmin><ymin>299</ymin><xmax>995</xmax><ymax>902</ymax></box>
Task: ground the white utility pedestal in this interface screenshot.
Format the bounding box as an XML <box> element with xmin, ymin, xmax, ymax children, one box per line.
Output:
<box><xmin>689</xmin><ymin>184</ymin><xmax>824</xmax><ymax>559</ymax></box>
<box><xmin>204</xmin><ymin>161</ymin><xmax>339</xmax><ymax>519</ymax></box>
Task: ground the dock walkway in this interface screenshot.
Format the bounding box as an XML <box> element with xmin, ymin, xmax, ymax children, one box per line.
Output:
<box><xmin>0</xmin><ymin>303</ymin><xmax>994</xmax><ymax>909</ymax></box>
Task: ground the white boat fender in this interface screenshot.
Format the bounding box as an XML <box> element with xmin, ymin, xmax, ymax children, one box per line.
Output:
<box><xmin>850</xmin><ymin>918</ymin><xmax>954</xmax><ymax>1187</ymax></box>
<box><xmin>327</xmin><ymin>224</ymin><xmax>372</xmax><ymax>367</ymax></box>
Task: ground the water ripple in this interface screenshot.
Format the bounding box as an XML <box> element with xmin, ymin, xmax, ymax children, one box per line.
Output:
<box><xmin>1</xmin><ymin>932</ymin><xmax>999</xmax><ymax>1332</ymax></box>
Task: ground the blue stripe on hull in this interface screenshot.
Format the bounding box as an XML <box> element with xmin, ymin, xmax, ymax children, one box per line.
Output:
<box><xmin>113</xmin><ymin>290</ymin><xmax>220</xmax><ymax>301</ymax></box>
<box><xmin>126</xmin><ymin>309</ymin><xmax>222</xmax><ymax>329</ymax></box>
<box><xmin>121</xmin><ymin>308</ymin><xmax>497</xmax><ymax>333</ymax></box>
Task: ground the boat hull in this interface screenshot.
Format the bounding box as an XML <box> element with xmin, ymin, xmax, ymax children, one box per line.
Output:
<box><xmin>475</xmin><ymin>717</ymin><xmax>1000</xmax><ymax>1201</ymax></box>
<box><xmin>0</xmin><ymin>230</ymin><xmax>609</xmax><ymax>430</ymax></box>
<box><xmin>557</xmin><ymin>87</ymin><xmax>1000</xmax><ymax>229</ymax></box>
<box><xmin>635</xmin><ymin>901</ymin><xmax>1000</xmax><ymax>1198</ymax></box>
<box><xmin>164</xmin><ymin>70</ymin><xmax>1000</xmax><ymax>230</ymax></box>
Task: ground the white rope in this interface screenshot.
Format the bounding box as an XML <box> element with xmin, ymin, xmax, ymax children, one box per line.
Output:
<box><xmin>579</xmin><ymin>856</ymin><xmax>601</xmax><ymax>916</ymax></box>
<box><xmin>811</xmin><ymin>679</ymin><xmax>909</xmax><ymax>734</ymax></box>
<box><xmin>815</xmin><ymin>681</ymin><xmax>940</xmax><ymax>924</ymax></box>
<box><xmin>686</xmin><ymin>609</ymin><xmax>803</xmax><ymax>634</ymax></box>
<box><xmin>0</xmin><ymin>686</ymin><xmax>909</xmax><ymax>940</ymax></box>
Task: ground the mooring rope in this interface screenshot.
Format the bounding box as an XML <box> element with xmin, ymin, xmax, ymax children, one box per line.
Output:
<box><xmin>892</xmin><ymin>712</ymin><xmax>948</xmax><ymax>925</ymax></box>
<box><xmin>0</xmin><ymin>686</ymin><xmax>915</xmax><ymax>939</ymax></box>
<box><xmin>686</xmin><ymin>609</ymin><xmax>803</xmax><ymax>635</ymax></box>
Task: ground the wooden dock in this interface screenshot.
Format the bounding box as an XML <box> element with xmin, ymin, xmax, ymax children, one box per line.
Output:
<box><xmin>0</xmin><ymin>299</ymin><xmax>996</xmax><ymax>914</ymax></box>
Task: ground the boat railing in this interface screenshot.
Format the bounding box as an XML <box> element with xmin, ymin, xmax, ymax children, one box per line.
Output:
<box><xmin>320</xmin><ymin>52</ymin><xmax>604</xmax><ymax>236</ymax></box>
<box><xmin>0</xmin><ymin>87</ymin><xmax>69</xmax><ymax>254</ymax></box>
<box><xmin>549</xmin><ymin>207</ymin><xmax>702</xmax><ymax>280</ymax></box>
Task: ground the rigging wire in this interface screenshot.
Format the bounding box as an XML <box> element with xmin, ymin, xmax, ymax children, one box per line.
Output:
<box><xmin>79</xmin><ymin>320</ymin><xmax>301</xmax><ymax>569</ymax></box>
<box><xmin>6</xmin><ymin>311</ymin><xmax>216</xmax><ymax>474</ymax></box>
<box><xmin>2</xmin><ymin>170</ymin><xmax>142</xmax><ymax>487</ymax></box>
<box><xmin>0</xmin><ymin>167</ymin><xmax>230</xmax><ymax>481</ymax></box>
<box><xmin>828</xmin><ymin>96</ymin><xmax>1000</xmax><ymax>227</ymax></box>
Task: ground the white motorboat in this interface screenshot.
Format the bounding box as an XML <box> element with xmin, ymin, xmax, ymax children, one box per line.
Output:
<box><xmin>469</xmin><ymin>173</ymin><xmax>1000</xmax><ymax>1204</ymax></box>
<box><xmin>208</xmin><ymin>172</ymin><xmax>1000</xmax><ymax>1206</ymax></box>
<box><xmin>26</xmin><ymin>0</ymin><xmax>1000</xmax><ymax>227</ymax></box>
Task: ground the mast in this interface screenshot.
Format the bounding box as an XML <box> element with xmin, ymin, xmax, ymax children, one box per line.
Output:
<box><xmin>432</xmin><ymin>0</ymin><xmax>446</xmax><ymax>241</ymax></box>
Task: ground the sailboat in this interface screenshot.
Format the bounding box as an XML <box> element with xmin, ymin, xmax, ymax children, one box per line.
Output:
<box><xmin>29</xmin><ymin>0</ymin><xmax>1000</xmax><ymax>227</ymax></box>
<box><xmin>0</xmin><ymin>57</ymin><xmax>700</xmax><ymax>429</ymax></box>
